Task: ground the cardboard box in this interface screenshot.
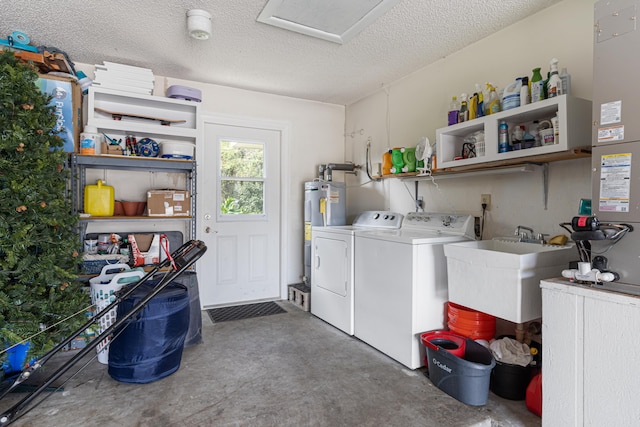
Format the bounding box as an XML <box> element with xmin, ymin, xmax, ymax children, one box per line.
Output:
<box><xmin>100</xmin><ymin>141</ymin><xmax>124</xmax><ymax>155</ymax></box>
<box><xmin>36</xmin><ymin>74</ymin><xmax>82</xmax><ymax>152</ymax></box>
<box><xmin>147</xmin><ymin>190</ymin><xmax>191</xmax><ymax>216</ymax></box>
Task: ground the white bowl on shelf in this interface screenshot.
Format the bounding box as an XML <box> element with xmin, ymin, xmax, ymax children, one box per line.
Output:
<box><xmin>159</xmin><ymin>141</ymin><xmax>195</xmax><ymax>160</ymax></box>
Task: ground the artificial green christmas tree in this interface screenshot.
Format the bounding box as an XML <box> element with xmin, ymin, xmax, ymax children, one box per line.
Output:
<box><xmin>0</xmin><ymin>50</ymin><xmax>89</xmax><ymax>368</ymax></box>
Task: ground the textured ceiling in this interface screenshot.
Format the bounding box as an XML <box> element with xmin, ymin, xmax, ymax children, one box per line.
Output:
<box><xmin>2</xmin><ymin>0</ymin><xmax>562</xmax><ymax>105</ymax></box>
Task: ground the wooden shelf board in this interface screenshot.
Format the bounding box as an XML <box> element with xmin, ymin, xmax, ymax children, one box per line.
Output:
<box><xmin>436</xmin><ymin>148</ymin><xmax>591</xmax><ymax>173</ymax></box>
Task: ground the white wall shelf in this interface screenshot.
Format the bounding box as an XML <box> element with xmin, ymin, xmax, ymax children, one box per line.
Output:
<box><xmin>87</xmin><ymin>87</ymin><xmax>199</xmax><ymax>143</ymax></box>
<box><xmin>436</xmin><ymin>95</ymin><xmax>592</xmax><ymax>169</ymax></box>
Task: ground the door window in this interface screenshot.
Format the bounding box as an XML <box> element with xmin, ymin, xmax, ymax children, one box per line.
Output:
<box><xmin>218</xmin><ymin>139</ymin><xmax>265</xmax><ymax>217</ymax></box>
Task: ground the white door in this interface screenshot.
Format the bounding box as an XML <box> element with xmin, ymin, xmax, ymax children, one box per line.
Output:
<box><xmin>199</xmin><ymin>122</ymin><xmax>281</xmax><ymax>307</ymax></box>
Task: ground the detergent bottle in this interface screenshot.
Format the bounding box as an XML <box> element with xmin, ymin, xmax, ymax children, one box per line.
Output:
<box><xmin>531</xmin><ymin>67</ymin><xmax>544</xmax><ymax>103</ymax></box>
<box><xmin>382</xmin><ymin>151</ymin><xmax>393</xmax><ymax>175</ymax></box>
<box><xmin>502</xmin><ymin>78</ymin><xmax>522</xmax><ymax>111</ymax></box>
<box><xmin>402</xmin><ymin>147</ymin><xmax>416</xmax><ymax>172</ymax></box>
<box><xmin>390</xmin><ymin>148</ymin><xmax>405</xmax><ymax>174</ymax></box>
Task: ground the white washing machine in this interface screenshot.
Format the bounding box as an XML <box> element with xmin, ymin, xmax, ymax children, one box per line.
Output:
<box><xmin>311</xmin><ymin>211</ymin><xmax>403</xmax><ymax>335</ymax></box>
<box><xmin>354</xmin><ymin>212</ymin><xmax>475</xmax><ymax>369</ymax></box>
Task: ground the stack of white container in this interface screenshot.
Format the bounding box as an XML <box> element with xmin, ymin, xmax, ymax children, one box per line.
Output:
<box><xmin>92</xmin><ymin>61</ymin><xmax>155</xmax><ymax>95</ymax></box>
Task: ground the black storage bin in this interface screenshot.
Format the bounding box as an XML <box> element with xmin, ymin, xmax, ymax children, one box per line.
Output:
<box><xmin>108</xmin><ymin>280</ymin><xmax>190</xmax><ymax>384</ymax></box>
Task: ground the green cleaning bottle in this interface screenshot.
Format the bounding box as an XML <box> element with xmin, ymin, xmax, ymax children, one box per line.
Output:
<box><xmin>531</xmin><ymin>67</ymin><xmax>544</xmax><ymax>103</ymax></box>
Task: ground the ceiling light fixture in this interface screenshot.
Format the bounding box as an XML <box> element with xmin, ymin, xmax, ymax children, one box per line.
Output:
<box><xmin>187</xmin><ymin>9</ymin><xmax>212</xmax><ymax>40</ymax></box>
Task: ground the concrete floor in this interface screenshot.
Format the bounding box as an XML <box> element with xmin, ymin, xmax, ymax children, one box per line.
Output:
<box><xmin>1</xmin><ymin>301</ymin><xmax>540</xmax><ymax>426</ymax></box>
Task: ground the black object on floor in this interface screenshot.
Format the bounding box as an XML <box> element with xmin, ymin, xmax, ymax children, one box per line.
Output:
<box><xmin>207</xmin><ymin>301</ymin><xmax>286</xmax><ymax>323</ymax></box>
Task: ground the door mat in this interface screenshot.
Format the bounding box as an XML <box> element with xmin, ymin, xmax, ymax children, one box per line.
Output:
<box><xmin>207</xmin><ymin>301</ymin><xmax>287</xmax><ymax>323</ymax></box>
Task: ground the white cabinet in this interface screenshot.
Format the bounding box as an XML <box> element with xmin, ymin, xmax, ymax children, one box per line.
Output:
<box><xmin>540</xmin><ymin>278</ymin><xmax>640</xmax><ymax>426</ymax></box>
<box><xmin>436</xmin><ymin>95</ymin><xmax>592</xmax><ymax>169</ymax></box>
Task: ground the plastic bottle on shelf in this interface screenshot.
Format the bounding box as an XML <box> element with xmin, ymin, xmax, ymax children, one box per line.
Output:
<box><xmin>448</xmin><ymin>96</ymin><xmax>460</xmax><ymax>126</ymax></box>
<box><xmin>458</xmin><ymin>93</ymin><xmax>469</xmax><ymax>123</ymax></box>
<box><xmin>80</xmin><ymin>125</ymin><xmax>101</xmax><ymax>155</ymax></box>
<box><xmin>531</xmin><ymin>67</ymin><xmax>544</xmax><ymax>103</ymax></box>
<box><xmin>382</xmin><ymin>151</ymin><xmax>393</xmax><ymax>175</ymax></box>
<box><xmin>498</xmin><ymin>121</ymin><xmax>510</xmax><ymax>153</ymax></box>
<box><xmin>560</xmin><ymin>67</ymin><xmax>571</xmax><ymax>96</ymax></box>
<box><xmin>475</xmin><ymin>83</ymin><xmax>484</xmax><ymax>118</ymax></box>
<box><xmin>487</xmin><ymin>83</ymin><xmax>501</xmax><ymax>115</ymax></box>
<box><xmin>531</xmin><ymin>120</ymin><xmax>541</xmax><ymax>147</ymax></box>
<box><xmin>547</xmin><ymin>58</ymin><xmax>562</xmax><ymax>98</ymax></box>
<box><xmin>520</xmin><ymin>76</ymin><xmax>529</xmax><ymax>106</ymax></box>
<box><xmin>502</xmin><ymin>78</ymin><xmax>522</xmax><ymax>111</ymax></box>
<box><xmin>469</xmin><ymin>92</ymin><xmax>478</xmax><ymax>120</ymax></box>
<box><xmin>543</xmin><ymin>71</ymin><xmax>550</xmax><ymax>99</ymax></box>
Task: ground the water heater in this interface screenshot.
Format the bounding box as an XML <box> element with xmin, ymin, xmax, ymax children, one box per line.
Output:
<box><xmin>303</xmin><ymin>181</ymin><xmax>347</xmax><ymax>284</ymax></box>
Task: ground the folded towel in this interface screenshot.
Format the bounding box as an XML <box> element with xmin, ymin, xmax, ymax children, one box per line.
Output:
<box><xmin>490</xmin><ymin>337</ymin><xmax>532</xmax><ymax>367</ymax></box>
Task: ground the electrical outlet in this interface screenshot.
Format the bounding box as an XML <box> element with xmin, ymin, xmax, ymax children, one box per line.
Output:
<box><xmin>481</xmin><ymin>194</ymin><xmax>491</xmax><ymax>210</ymax></box>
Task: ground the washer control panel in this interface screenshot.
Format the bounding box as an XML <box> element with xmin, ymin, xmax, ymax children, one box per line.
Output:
<box><xmin>403</xmin><ymin>212</ymin><xmax>475</xmax><ymax>236</ymax></box>
<box><xmin>352</xmin><ymin>211</ymin><xmax>404</xmax><ymax>229</ymax></box>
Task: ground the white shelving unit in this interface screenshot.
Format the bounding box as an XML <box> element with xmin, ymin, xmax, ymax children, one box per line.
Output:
<box><xmin>436</xmin><ymin>95</ymin><xmax>592</xmax><ymax>169</ymax></box>
<box><xmin>74</xmin><ymin>87</ymin><xmax>200</xmax><ymax>250</ymax></box>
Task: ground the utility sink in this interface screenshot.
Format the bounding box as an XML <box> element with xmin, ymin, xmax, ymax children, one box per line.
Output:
<box><xmin>444</xmin><ymin>239</ymin><xmax>576</xmax><ymax>323</ymax></box>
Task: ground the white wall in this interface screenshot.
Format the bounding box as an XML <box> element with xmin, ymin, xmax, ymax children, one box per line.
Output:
<box><xmin>76</xmin><ymin>65</ymin><xmax>347</xmax><ymax>287</ymax></box>
<box><xmin>345</xmin><ymin>0</ymin><xmax>596</xmax><ymax>238</ymax></box>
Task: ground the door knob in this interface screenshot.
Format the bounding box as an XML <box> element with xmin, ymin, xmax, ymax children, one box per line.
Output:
<box><xmin>204</xmin><ymin>226</ymin><xmax>217</xmax><ymax>234</ymax></box>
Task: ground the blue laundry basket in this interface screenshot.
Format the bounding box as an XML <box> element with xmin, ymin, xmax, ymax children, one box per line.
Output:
<box><xmin>108</xmin><ymin>280</ymin><xmax>190</xmax><ymax>384</ymax></box>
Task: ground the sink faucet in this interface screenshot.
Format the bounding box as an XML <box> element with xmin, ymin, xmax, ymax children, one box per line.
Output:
<box><xmin>515</xmin><ymin>225</ymin><xmax>534</xmax><ymax>240</ymax></box>
<box><xmin>515</xmin><ymin>225</ymin><xmax>547</xmax><ymax>244</ymax></box>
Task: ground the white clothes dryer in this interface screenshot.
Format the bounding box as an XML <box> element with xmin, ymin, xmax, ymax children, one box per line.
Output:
<box><xmin>311</xmin><ymin>211</ymin><xmax>403</xmax><ymax>335</ymax></box>
<box><xmin>354</xmin><ymin>212</ymin><xmax>475</xmax><ymax>369</ymax></box>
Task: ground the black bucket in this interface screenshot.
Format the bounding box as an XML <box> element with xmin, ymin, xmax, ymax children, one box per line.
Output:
<box><xmin>108</xmin><ymin>280</ymin><xmax>190</xmax><ymax>384</ymax></box>
<box><xmin>490</xmin><ymin>361</ymin><xmax>532</xmax><ymax>400</ymax></box>
<box><xmin>490</xmin><ymin>337</ymin><xmax>541</xmax><ymax>400</ymax></box>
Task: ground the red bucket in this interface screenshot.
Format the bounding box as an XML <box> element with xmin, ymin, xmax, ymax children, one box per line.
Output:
<box><xmin>447</xmin><ymin>302</ymin><xmax>496</xmax><ymax>341</ymax></box>
<box><xmin>421</xmin><ymin>330</ymin><xmax>467</xmax><ymax>358</ymax></box>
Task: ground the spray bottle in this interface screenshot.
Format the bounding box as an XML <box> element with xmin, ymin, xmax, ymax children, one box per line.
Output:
<box><xmin>458</xmin><ymin>93</ymin><xmax>469</xmax><ymax>122</ymax></box>
<box><xmin>487</xmin><ymin>83</ymin><xmax>501</xmax><ymax>115</ymax></box>
<box><xmin>547</xmin><ymin>58</ymin><xmax>562</xmax><ymax>98</ymax></box>
<box><xmin>475</xmin><ymin>83</ymin><xmax>484</xmax><ymax>118</ymax></box>
<box><xmin>469</xmin><ymin>92</ymin><xmax>478</xmax><ymax>120</ymax></box>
